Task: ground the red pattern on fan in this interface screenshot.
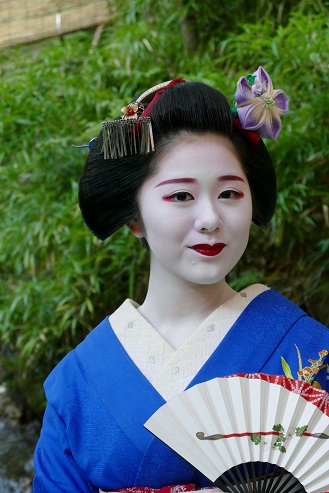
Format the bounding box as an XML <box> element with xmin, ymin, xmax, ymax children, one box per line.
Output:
<box><xmin>227</xmin><ymin>373</ymin><xmax>329</xmax><ymax>415</ymax></box>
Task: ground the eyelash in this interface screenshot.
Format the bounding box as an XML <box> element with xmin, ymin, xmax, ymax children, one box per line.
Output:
<box><xmin>163</xmin><ymin>189</ymin><xmax>244</xmax><ymax>202</ymax></box>
<box><xmin>219</xmin><ymin>190</ymin><xmax>244</xmax><ymax>199</ymax></box>
<box><xmin>163</xmin><ymin>191</ymin><xmax>194</xmax><ymax>202</ymax></box>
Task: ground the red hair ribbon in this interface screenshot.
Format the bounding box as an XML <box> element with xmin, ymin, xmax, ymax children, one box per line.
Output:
<box><xmin>140</xmin><ymin>78</ymin><xmax>186</xmax><ymax>118</ymax></box>
<box><xmin>233</xmin><ymin>117</ymin><xmax>261</xmax><ymax>147</ymax></box>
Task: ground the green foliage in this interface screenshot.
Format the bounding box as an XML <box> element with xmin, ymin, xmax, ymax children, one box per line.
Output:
<box><xmin>250</xmin><ymin>433</ymin><xmax>262</xmax><ymax>445</ymax></box>
<box><xmin>272</xmin><ymin>424</ymin><xmax>284</xmax><ymax>433</ymax></box>
<box><xmin>295</xmin><ymin>425</ymin><xmax>308</xmax><ymax>437</ymax></box>
<box><xmin>280</xmin><ymin>356</ymin><xmax>294</xmax><ymax>379</ymax></box>
<box><xmin>0</xmin><ymin>0</ymin><xmax>328</xmax><ymax>415</ymax></box>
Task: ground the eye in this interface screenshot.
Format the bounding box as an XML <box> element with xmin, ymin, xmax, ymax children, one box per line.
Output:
<box><xmin>218</xmin><ymin>189</ymin><xmax>244</xmax><ymax>199</ymax></box>
<box><xmin>164</xmin><ymin>191</ymin><xmax>194</xmax><ymax>202</ymax></box>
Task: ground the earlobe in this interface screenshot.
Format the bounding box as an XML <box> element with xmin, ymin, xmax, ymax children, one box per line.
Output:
<box><xmin>127</xmin><ymin>217</ymin><xmax>145</xmax><ymax>239</ymax></box>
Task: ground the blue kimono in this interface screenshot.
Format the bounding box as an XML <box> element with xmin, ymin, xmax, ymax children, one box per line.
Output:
<box><xmin>33</xmin><ymin>290</ymin><xmax>329</xmax><ymax>492</ymax></box>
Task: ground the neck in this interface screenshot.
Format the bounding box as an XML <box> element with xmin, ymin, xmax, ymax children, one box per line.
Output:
<box><xmin>138</xmin><ymin>270</ymin><xmax>236</xmax><ymax>349</ymax></box>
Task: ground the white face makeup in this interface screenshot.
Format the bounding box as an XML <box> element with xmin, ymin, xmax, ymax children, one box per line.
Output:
<box><xmin>130</xmin><ymin>134</ymin><xmax>253</xmax><ymax>289</ymax></box>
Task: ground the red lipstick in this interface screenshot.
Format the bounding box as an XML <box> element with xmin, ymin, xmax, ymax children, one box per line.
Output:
<box><xmin>189</xmin><ymin>243</ymin><xmax>226</xmax><ymax>256</ymax></box>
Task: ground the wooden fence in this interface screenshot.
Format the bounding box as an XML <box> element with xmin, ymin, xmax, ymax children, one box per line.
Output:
<box><xmin>0</xmin><ymin>0</ymin><xmax>110</xmax><ymax>50</ymax></box>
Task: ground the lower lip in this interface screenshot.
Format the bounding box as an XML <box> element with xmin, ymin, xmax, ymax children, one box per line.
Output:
<box><xmin>189</xmin><ymin>245</ymin><xmax>225</xmax><ymax>257</ymax></box>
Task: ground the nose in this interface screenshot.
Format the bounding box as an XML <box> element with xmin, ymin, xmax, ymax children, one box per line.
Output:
<box><xmin>194</xmin><ymin>200</ymin><xmax>222</xmax><ymax>233</ymax></box>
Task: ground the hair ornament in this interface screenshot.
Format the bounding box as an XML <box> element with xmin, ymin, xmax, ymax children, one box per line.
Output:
<box><xmin>102</xmin><ymin>117</ymin><xmax>154</xmax><ymax>160</ymax></box>
<box><xmin>121</xmin><ymin>102</ymin><xmax>145</xmax><ymax>119</ymax></box>
<box><xmin>232</xmin><ymin>66</ymin><xmax>289</xmax><ymax>141</ymax></box>
<box><xmin>72</xmin><ymin>137</ymin><xmax>96</xmax><ymax>150</ymax></box>
<box><xmin>101</xmin><ymin>78</ymin><xmax>186</xmax><ymax>160</ymax></box>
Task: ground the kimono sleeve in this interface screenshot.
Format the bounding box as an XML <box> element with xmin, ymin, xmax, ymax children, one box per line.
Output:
<box><xmin>265</xmin><ymin>311</ymin><xmax>329</xmax><ymax>392</ymax></box>
<box><xmin>291</xmin><ymin>314</ymin><xmax>329</xmax><ymax>392</ymax></box>
<box><xmin>33</xmin><ymin>403</ymin><xmax>97</xmax><ymax>493</ymax></box>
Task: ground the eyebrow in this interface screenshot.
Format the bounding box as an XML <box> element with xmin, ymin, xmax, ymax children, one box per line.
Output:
<box><xmin>155</xmin><ymin>178</ymin><xmax>196</xmax><ymax>188</ymax></box>
<box><xmin>155</xmin><ymin>175</ymin><xmax>245</xmax><ymax>188</ymax></box>
<box><xmin>218</xmin><ymin>175</ymin><xmax>245</xmax><ymax>183</ymax></box>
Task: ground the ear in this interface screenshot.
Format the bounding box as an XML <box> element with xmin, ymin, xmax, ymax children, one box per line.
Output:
<box><xmin>127</xmin><ymin>217</ymin><xmax>145</xmax><ymax>239</ymax></box>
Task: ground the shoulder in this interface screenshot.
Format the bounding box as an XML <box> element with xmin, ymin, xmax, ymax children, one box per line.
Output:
<box><xmin>245</xmin><ymin>289</ymin><xmax>329</xmax><ymax>385</ymax></box>
<box><xmin>43</xmin><ymin>316</ymin><xmax>113</xmax><ymax>413</ymax></box>
<box><xmin>253</xmin><ymin>288</ymin><xmax>327</xmax><ymax>328</ymax></box>
<box><xmin>242</xmin><ymin>287</ymin><xmax>329</xmax><ymax>347</ymax></box>
<box><xmin>254</xmin><ymin>289</ymin><xmax>329</xmax><ymax>349</ymax></box>
<box><xmin>253</xmin><ymin>288</ymin><xmax>304</xmax><ymax>314</ymax></box>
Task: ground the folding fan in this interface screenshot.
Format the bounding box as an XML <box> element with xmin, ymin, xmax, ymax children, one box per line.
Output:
<box><xmin>144</xmin><ymin>373</ymin><xmax>329</xmax><ymax>493</ymax></box>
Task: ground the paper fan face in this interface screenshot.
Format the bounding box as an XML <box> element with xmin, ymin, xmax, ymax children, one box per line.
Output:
<box><xmin>144</xmin><ymin>373</ymin><xmax>329</xmax><ymax>493</ymax></box>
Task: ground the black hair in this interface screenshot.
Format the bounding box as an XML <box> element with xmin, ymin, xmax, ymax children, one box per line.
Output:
<box><xmin>79</xmin><ymin>81</ymin><xmax>276</xmax><ymax>240</ymax></box>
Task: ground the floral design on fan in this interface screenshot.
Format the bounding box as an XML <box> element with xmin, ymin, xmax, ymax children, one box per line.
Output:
<box><xmin>249</xmin><ymin>434</ymin><xmax>271</xmax><ymax>452</ymax></box>
<box><xmin>281</xmin><ymin>346</ymin><xmax>328</xmax><ymax>387</ymax></box>
<box><xmin>251</xmin><ymin>424</ymin><xmax>308</xmax><ymax>453</ymax></box>
<box><xmin>197</xmin><ymin>423</ymin><xmax>320</xmax><ymax>455</ymax></box>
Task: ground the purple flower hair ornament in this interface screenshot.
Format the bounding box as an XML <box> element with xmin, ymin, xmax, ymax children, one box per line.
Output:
<box><xmin>233</xmin><ymin>66</ymin><xmax>289</xmax><ymax>141</ymax></box>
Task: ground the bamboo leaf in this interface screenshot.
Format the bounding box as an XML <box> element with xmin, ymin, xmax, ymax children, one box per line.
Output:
<box><xmin>281</xmin><ymin>356</ymin><xmax>294</xmax><ymax>379</ymax></box>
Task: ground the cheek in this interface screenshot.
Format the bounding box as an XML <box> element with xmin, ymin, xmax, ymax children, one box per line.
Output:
<box><xmin>228</xmin><ymin>205</ymin><xmax>252</xmax><ymax>228</ymax></box>
<box><xmin>141</xmin><ymin>214</ymin><xmax>168</xmax><ymax>240</ymax></box>
<box><xmin>239</xmin><ymin>196</ymin><xmax>253</xmax><ymax>226</ymax></box>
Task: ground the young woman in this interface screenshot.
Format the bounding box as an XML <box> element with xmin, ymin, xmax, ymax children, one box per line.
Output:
<box><xmin>33</xmin><ymin>70</ymin><xmax>329</xmax><ymax>492</ymax></box>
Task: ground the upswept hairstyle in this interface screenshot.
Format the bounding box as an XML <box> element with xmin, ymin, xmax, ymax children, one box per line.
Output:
<box><xmin>78</xmin><ymin>81</ymin><xmax>276</xmax><ymax>240</ymax></box>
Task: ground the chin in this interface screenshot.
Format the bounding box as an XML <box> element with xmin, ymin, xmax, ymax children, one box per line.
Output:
<box><xmin>186</xmin><ymin>274</ymin><xmax>228</xmax><ymax>286</ymax></box>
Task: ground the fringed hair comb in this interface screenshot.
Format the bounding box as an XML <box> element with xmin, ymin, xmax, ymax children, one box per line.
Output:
<box><xmin>102</xmin><ymin>117</ymin><xmax>154</xmax><ymax>160</ymax></box>
<box><xmin>73</xmin><ymin>79</ymin><xmax>186</xmax><ymax>159</ymax></box>
<box><xmin>102</xmin><ymin>78</ymin><xmax>185</xmax><ymax>159</ymax></box>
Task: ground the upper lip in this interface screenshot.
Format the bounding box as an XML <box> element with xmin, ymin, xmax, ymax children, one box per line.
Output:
<box><xmin>189</xmin><ymin>243</ymin><xmax>226</xmax><ymax>250</ymax></box>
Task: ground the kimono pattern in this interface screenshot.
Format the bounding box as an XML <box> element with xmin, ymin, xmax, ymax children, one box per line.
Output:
<box><xmin>33</xmin><ymin>289</ymin><xmax>329</xmax><ymax>492</ymax></box>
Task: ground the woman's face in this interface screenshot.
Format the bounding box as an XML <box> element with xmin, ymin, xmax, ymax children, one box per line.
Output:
<box><xmin>130</xmin><ymin>134</ymin><xmax>253</xmax><ymax>287</ymax></box>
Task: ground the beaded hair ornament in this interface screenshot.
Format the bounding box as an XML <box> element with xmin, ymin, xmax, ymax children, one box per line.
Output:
<box><xmin>73</xmin><ymin>68</ymin><xmax>288</xmax><ymax>159</ymax></box>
